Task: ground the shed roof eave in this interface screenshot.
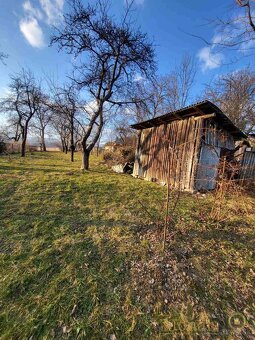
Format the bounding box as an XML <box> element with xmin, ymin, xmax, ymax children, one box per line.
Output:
<box><xmin>130</xmin><ymin>100</ymin><xmax>247</xmax><ymax>140</ymax></box>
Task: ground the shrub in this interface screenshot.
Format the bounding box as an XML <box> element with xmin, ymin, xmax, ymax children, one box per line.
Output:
<box><xmin>0</xmin><ymin>141</ymin><xmax>6</xmax><ymax>154</ymax></box>
<box><xmin>103</xmin><ymin>146</ymin><xmax>135</xmax><ymax>166</ymax></box>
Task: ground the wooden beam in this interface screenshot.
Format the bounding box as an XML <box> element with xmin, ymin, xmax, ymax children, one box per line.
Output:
<box><xmin>194</xmin><ymin>113</ymin><xmax>216</xmax><ymax>121</ymax></box>
<box><xmin>195</xmin><ymin>106</ymin><xmax>206</xmax><ymax>116</ymax></box>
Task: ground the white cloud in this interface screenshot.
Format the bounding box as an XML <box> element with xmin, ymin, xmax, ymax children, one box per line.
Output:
<box><xmin>19</xmin><ymin>0</ymin><xmax>64</xmax><ymax>48</ymax></box>
<box><xmin>212</xmin><ymin>34</ymin><xmax>223</xmax><ymax>45</ymax></box>
<box><xmin>84</xmin><ymin>100</ymin><xmax>99</xmax><ymax>116</ymax></box>
<box><xmin>197</xmin><ymin>46</ymin><xmax>224</xmax><ymax>72</ymax></box>
<box><xmin>39</xmin><ymin>0</ymin><xmax>64</xmax><ymax>25</ymax></box>
<box><xmin>134</xmin><ymin>74</ymin><xmax>144</xmax><ymax>82</ymax></box>
<box><xmin>19</xmin><ymin>17</ymin><xmax>45</xmax><ymax>48</ymax></box>
<box><xmin>23</xmin><ymin>1</ymin><xmax>43</xmax><ymax>20</ymax></box>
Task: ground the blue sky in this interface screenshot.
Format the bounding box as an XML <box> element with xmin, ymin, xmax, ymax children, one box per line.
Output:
<box><xmin>0</xmin><ymin>0</ymin><xmax>254</xmax><ymax>104</ymax></box>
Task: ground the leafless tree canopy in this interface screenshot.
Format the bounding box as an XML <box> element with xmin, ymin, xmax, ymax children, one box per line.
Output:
<box><xmin>130</xmin><ymin>55</ymin><xmax>196</xmax><ymax>122</ymax></box>
<box><xmin>0</xmin><ymin>53</ymin><xmax>7</xmax><ymax>64</ymax></box>
<box><xmin>209</xmin><ymin>0</ymin><xmax>255</xmax><ymax>54</ymax></box>
<box><xmin>205</xmin><ymin>68</ymin><xmax>255</xmax><ymax>134</ymax></box>
<box><xmin>51</xmin><ymin>0</ymin><xmax>155</xmax><ymax>169</ymax></box>
<box><xmin>31</xmin><ymin>96</ymin><xmax>52</xmax><ymax>152</ymax></box>
<box><xmin>50</xmin><ymin>113</ymin><xmax>71</xmax><ymax>154</ymax></box>
<box><xmin>236</xmin><ymin>0</ymin><xmax>255</xmax><ymax>32</ymax></box>
<box><xmin>49</xmin><ymin>84</ymin><xmax>84</xmax><ymax>161</ymax></box>
<box><xmin>0</xmin><ymin>48</ymin><xmax>8</xmax><ymax>65</ymax></box>
<box><xmin>0</xmin><ymin>69</ymin><xmax>43</xmax><ymax>156</ymax></box>
<box><xmin>165</xmin><ymin>54</ymin><xmax>197</xmax><ymax>111</ymax></box>
<box><xmin>113</xmin><ymin>116</ymin><xmax>137</xmax><ymax>147</ymax></box>
<box><xmin>131</xmin><ymin>77</ymin><xmax>170</xmax><ymax>121</ymax></box>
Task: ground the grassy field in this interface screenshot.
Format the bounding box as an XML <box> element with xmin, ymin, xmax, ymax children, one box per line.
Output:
<box><xmin>0</xmin><ymin>152</ymin><xmax>254</xmax><ymax>339</ymax></box>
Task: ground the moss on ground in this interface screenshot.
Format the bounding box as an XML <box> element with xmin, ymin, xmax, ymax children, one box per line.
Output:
<box><xmin>0</xmin><ymin>152</ymin><xmax>254</xmax><ymax>339</ymax></box>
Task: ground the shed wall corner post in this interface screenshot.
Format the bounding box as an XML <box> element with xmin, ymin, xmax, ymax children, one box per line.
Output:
<box><xmin>132</xmin><ymin>130</ymin><xmax>142</xmax><ymax>177</ymax></box>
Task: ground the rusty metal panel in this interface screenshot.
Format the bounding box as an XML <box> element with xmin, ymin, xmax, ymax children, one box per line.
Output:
<box><xmin>239</xmin><ymin>151</ymin><xmax>255</xmax><ymax>180</ymax></box>
<box><xmin>195</xmin><ymin>143</ymin><xmax>220</xmax><ymax>191</ymax></box>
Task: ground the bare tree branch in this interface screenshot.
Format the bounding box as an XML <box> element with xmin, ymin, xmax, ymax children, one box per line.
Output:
<box><xmin>0</xmin><ymin>69</ymin><xmax>43</xmax><ymax>156</ymax></box>
<box><xmin>51</xmin><ymin>0</ymin><xmax>155</xmax><ymax>170</ymax></box>
<box><xmin>205</xmin><ymin>67</ymin><xmax>255</xmax><ymax>134</ymax></box>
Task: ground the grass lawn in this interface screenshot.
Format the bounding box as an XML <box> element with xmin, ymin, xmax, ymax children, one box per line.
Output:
<box><xmin>0</xmin><ymin>152</ymin><xmax>254</xmax><ymax>339</ymax></box>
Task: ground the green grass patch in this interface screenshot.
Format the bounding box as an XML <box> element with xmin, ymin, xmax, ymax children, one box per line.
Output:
<box><xmin>0</xmin><ymin>152</ymin><xmax>254</xmax><ymax>338</ymax></box>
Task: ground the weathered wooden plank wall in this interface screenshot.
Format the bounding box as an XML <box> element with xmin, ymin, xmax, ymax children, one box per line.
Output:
<box><xmin>133</xmin><ymin>115</ymin><xmax>238</xmax><ymax>191</ymax></box>
<box><xmin>133</xmin><ymin>116</ymin><xmax>203</xmax><ymax>191</ymax></box>
<box><xmin>203</xmin><ymin>119</ymin><xmax>235</xmax><ymax>150</ymax></box>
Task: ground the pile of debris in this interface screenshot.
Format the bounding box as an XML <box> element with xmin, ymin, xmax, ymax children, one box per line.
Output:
<box><xmin>112</xmin><ymin>162</ymin><xmax>134</xmax><ymax>174</ymax></box>
<box><xmin>103</xmin><ymin>144</ymin><xmax>135</xmax><ymax>174</ymax></box>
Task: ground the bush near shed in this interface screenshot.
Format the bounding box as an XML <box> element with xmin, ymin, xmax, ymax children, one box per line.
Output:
<box><xmin>0</xmin><ymin>140</ymin><xmax>6</xmax><ymax>154</ymax></box>
<box><xmin>103</xmin><ymin>145</ymin><xmax>135</xmax><ymax>166</ymax></box>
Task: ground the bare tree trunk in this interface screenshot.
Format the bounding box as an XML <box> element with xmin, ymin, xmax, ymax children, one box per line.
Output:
<box><xmin>70</xmin><ymin>116</ymin><xmax>74</xmax><ymax>162</ymax></box>
<box><xmin>21</xmin><ymin>138</ymin><xmax>26</xmax><ymax>157</ymax></box>
<box><xmin>21</xmin><ymin>128</ymin><xmax>28</xmax><ymax>157</ymax></box>
<box><xmin>42</xmin><ymin>140</ymin><xmax>47</xmax><ymax>152</ymax></box>
<box><xmin>96</xmin><ymin>130</ymin><xmax>102</xmax><ymax>157</ymax></box>
<box><xmin>61</xmin><ymin>139</ymin><xmax>65</xmax><ymax>152</ymax></box>
<box><xmin>70</xmin><ymin>146</ymin><xmax>74</xmax><ymax>162</ymax></box>
<box><xmin>81</xmin><ymin>146</ymin><xmax>90</xmax><ymax>170</ymax></box>
<box><xmin>81</xmin><ymin>110</ymin><xmax>103</xmax><ymax>170</ymax></box>
<box><xmin>41</xmin><ymin>128</ymin><xmax>47</xmax><ymax>152</ymax></box>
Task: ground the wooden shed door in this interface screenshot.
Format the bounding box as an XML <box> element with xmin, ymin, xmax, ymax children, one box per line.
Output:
<box><xmin>195</xmin><ymin>144</ymin><xmax>220</xmax><ymax>191</ymax></box>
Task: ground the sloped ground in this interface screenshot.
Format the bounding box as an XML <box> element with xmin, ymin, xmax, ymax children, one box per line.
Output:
<box><xmin>0</xmin><ymin>152</ymin><xmax>254</xmax><ymax>339</ymax></box>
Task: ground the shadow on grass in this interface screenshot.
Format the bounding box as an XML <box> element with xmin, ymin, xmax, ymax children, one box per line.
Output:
<box><xmin>194</xmin><ymin>228</ymin><xmax>255</xmax><ymax>252</ymax></box>
<box><xmin>0</xmin><ymin>152</ymin><xmax>254</xmax><ymax>338</ymax></box>
<box><xmin>1</xmin><ymin>230</ymin><xmax>134</xmax><ymax>338</ymax></box>
<box><xmin>0</xmin><ymin>164</ymin><xmax>70</xmax><ymax>173</ymax></box>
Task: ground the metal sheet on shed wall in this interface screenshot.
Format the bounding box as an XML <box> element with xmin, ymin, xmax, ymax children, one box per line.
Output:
<box><xmin>239</xmin><ymin>151</ymin><xmax>255</xmax><ymax>180</ymax></box>
<box><xmin>195</xmin><ymin>144</ymin><xmax>220</xmax><ymax>191</ymax></box>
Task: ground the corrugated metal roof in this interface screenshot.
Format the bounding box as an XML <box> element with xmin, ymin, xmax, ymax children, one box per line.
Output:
<box><xmin>131</xmin><ymin>100</ymin><xmax>247</xmax><ymax>139</ymax></box>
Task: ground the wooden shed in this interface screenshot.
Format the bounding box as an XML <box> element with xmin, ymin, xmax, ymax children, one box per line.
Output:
<box><xmin>131</xmin><ymin>100</ymin><xmax>247</xmax><ymax>192</ymax></box>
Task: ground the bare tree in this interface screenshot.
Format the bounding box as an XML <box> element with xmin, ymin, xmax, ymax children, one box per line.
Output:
<box><xmin>51</xmin><ymin>0</ymin><xmax>155</xmax><ymax>170</ymax></box>
<box><xmin>49</xmin><ymin>84</ymin><xmax>82</xmax><ymax>161</ymax></box>
<box><xmin>0</xmin><ymin>133</ymin><xmax>6</xmax><ymax>154</ymax></box>
<box><xmin>113</xmin><ymin>116</ymin><xmax>137</xmax><ymax>147</ymax></box>
<box><xmin>205</xmin><ymin>67</ymin><xmax>255</xmax><ymax>133</ymax></box>
<box><xmin>0</xmin><ymin>52</ymin><xmax>8</xmax><ymax>65</ymax></box>
<box><xmin>236</xmin><ymin>0</ymin><xmax>255</xmax><ymax>32</ymax></box>
<box><xmin>50</xmin><ymin>112</ymin><xmax>70</xmax><ymax>153</ymax></box>
<box><xmin>166</xmin><ymin>54</ymin><xmax>197</xmax><ymax>110</ymax></box>
<box><xmin>1</xmin><ymin>69</ymin><xmax>42</xmax><ymax>157</ymax></box>
<box><xmin>214</xmin><ymin>0</ymin><xmax>255</xmax><ymax>53</ymax></box>
<box><xmin>31</xmin><ymin>96</ymin><xmax>52</xmax><ymax>151</ymax></box>
<box><xmin>131</xmin><ymin>76</ymin><xmax>169</xmax><ymax>120</ymax></box>
<box><xmin>194</xmin><ymin>0</ymin><xmax>255</xmax><ymax>56</ymax></box>
<box><xmin>0</xmin><ymin>45</ymin><xmax>8</xmax><ymax>65</ymax></box>
<box><xmin>130</xmin><ymin>54</ymin><xmax>196</xmax><ymax>122</ymax></box>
